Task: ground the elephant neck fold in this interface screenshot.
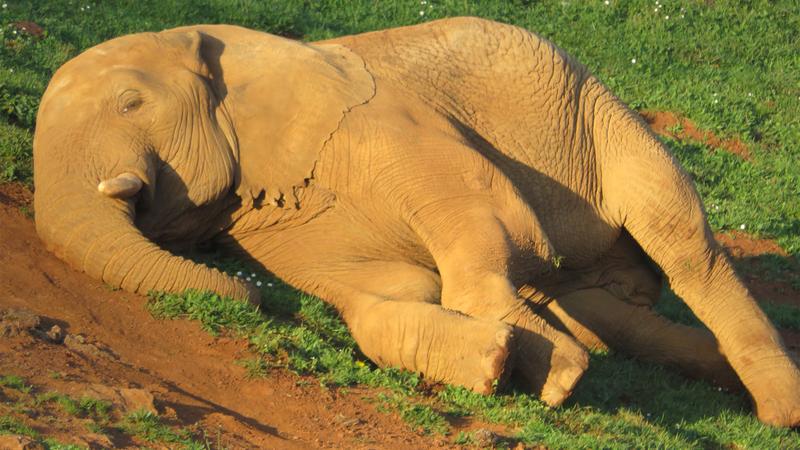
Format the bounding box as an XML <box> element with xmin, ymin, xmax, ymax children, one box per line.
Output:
<box><xmin>193</xmin><ymin>26</ymin><xmax>376</xmax><ymax>209</ymax></box>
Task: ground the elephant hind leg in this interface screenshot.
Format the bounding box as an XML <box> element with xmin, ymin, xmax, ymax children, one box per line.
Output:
<box><xmin>603</xmin><ymin>129</ymin><xmax>800</xmax><ymax>425</ymax></box>
<box><xmin>539</xmin><ymin>287</ymin><xmax>741</xmax><ymax>390</ymax></box>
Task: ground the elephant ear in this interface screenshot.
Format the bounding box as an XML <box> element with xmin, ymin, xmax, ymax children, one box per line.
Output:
<box><xmin>229</xmin><ymin>38</ymin><xmax>375</xmax><ymax>208</ymax></box>
<box><xmin>157</xmin><ymin>29</ymin><xmax>209</xmax><ymax>76</ymax></box>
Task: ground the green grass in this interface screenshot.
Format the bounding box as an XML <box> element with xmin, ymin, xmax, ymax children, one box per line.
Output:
<box><xmin>0</xmin><ymin>375</ymin><xmax>32</xmax><ymax>393</ymax></box>
<box><xmin>34</xmin><ymin>392</ymin><xmax>112</xmax><ymax>423</ymax></box>
<box><xmin>0</xmin><ymin>414</ymin><xmax>38</xmax><ymax>437</ymax></box>
<box><xmin>118</xmin><ymin>410</ymin><xmax>209</xmax><ymax>449</ymax></box>
<box><xmin>3</xmin><ymin>0</ymin><xmax>800</xmax><ymax>447</ymax></box>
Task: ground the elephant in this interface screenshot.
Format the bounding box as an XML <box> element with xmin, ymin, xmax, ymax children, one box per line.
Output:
<box><xmin>32</xmin><ymin>17</ymin><xmax>800</xmax><ymax>427</ymax></box>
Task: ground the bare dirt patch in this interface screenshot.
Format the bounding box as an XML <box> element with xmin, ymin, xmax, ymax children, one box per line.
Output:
<box><xmin>0</xmin><ymin>183</ymin><xmax>451</xmax><ymax>449</ymax></box>
<box><xmin>715</xmin><ymin>231</ymin><xmax>800</xmax><ymax>308</ymax></box>
<box><xmin>640</xmin><ymin>110</ymin><xmax>751</xmax><ymax>159</ymax></box>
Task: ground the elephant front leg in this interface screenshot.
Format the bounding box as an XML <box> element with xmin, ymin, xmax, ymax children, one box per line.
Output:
<box><xmin>410</xmin><ymin>204</ymin><xmax>588</xmax><ymax>406</ymax></box>
<box><xmin>344</xmin><ymin>296</ymin><xmax>514</xmax><ymax>394</ymax></box>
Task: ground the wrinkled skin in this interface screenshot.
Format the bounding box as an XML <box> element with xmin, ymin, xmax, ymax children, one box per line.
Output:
<box><xmin>33</xmin><ymin>18</ymin><xmax>800</xmax><ymax>426</ymax></box>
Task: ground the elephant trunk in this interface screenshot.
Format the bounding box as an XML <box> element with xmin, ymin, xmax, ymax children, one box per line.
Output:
<box><xmin>33</xmin><ymin>176</ymin><xmax>254</xmax><ymax>302</ymax></box>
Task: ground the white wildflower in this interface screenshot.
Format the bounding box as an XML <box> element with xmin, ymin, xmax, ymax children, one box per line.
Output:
<box><xmin>266</xmin><ymin>282</ymin><xmax>274</xmax><ymax>288</ymax></box>
<box><xmin>740</xmin><ymin>224</ymin><xmax>746</xmax><ymax>230</ymax></box>
<box><xmin>8</xmin><ymin>68</ymin><xmax>12</xmax><ymax>73</ymax></box>
<box><xmin>251</xmin><ymin>273</ymin><xmax>256</xmax><ymax>278</ymax></box>
<box><xmin>748</xmin><ymin>92</ymin><xmax>753</xmax><ymax>97</ymax></box>
<box><xmin>604</xmin><ymin>0</ymin><xmax>610</xmax><ymax>5</ymax></box>
<box><xmin>1</xmin><ymin>3</ymin><xmax>7</xmax><ymax>9</ymax></box>
<box><xmin>420</xmin><ymin>0</ymin><xmax>427</xmax><ymax>3</ymax></box>
<box><xmin>256</xmin><ymin>281</ymin><xmax>263</xmax><ymax>287</ymax></box>
<box><xmin>419</xmin><ymin>10</ymin><xmax>425</xmax><ymax>16</ymax></box>
<box><xmin>246</xmin><ymin>277</ymin><xmax>251</xmax><ymax>281</ymax></box>
<box><xmin>236</xmin><ymin>271</ymin><xmax>242</xmax><ymax>276</ymax></box>
<box><xmin>631</xmin><ymin>58</ymin><xmax>637</xmax><ymax>64</ymax></box>
<box><xmin>665</xmin><ymin>15</ymin><xmax>669</xmax><ymax>19</ymax></box>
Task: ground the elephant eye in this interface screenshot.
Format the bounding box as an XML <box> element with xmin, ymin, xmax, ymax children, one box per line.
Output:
<box><xmin>118</xmin><ymin>90</ymin><xmax>143</xmax><ymax>114</ymax></box>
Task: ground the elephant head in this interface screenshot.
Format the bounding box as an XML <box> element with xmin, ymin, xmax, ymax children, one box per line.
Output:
<box><xmin>33</xmin><ymin>26</ymin><xmax>374</xmax><ymax>302</ymax></box>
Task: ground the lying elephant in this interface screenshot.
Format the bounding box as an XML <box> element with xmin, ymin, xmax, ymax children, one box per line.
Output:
<box><xmin>33</xmin><ymin>17</ymin><xmax>800</xmax><ymax>426</ymax></box>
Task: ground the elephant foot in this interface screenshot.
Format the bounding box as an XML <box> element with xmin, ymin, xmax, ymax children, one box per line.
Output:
<box><xmin>538</xmin><ymin>337</ymin><xmax>589</xmax><ymax>407</ymax></box>
<box><xmin>755</xmin><ymin>397</ymin><xmax>800</xmax><ymax>428</ymax></box>
<box><xmin>467</xmin><ymin>325</ymin><xmax>515</xmax><ymax>395</ymax></box>
<box><xmin>744</xmin><ymin>357</ymin><xmax>800</xmax><ymax>427</ymax></box>
<box><xmin>506</xmin><ymin>310</ymin><xmax>589</xmax><ymax>406</ymax></box>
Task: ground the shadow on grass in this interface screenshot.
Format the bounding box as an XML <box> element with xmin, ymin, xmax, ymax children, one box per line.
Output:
<box><xmin>564</xmin><ymin>351</ymin><xmax>751</xmax><ymax>446</ymax></box>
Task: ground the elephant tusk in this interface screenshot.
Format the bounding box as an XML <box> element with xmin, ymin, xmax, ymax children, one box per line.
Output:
<box><xmin>97</xmin><ymin>172</ymin><xmax>143</xmax><ymax>198</ymax></box>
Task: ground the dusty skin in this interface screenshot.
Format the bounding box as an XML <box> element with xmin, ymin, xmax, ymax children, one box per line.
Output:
<box><xmin>32</xmin><ymin>18</ymin><xmax>800</xmax><ymax>426</ymax></box>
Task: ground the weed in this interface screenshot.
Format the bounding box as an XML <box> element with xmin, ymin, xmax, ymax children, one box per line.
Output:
<box><xmin>0</xmin><ymin>375</ymin><xmax>32</xmax><ymax>393</ymax></box>
<box><xmin>376</xmin><ymin>393</ymin><xmax>449</xmax><ymax>435</ymax></box>
<box><xmin>118</xmin><ymin>409</ymin><xmax>205</xmax><ymax>447</ymax></box>
<box><xmin>0</xmin><ymin>414</ymin><xmax>38</xmax><ymax>437</ymax></box>
<box><xmin>42</xmin><ymin>441</ymin><xmax>88</xmax><ymax>450</ymax></box>
<box><xmin>234</xmin><ymin>357</ymin><xmax>270</xmax><ymax>379</ymax></box>
<box><xmin>666</xmin><ymin>122</ymin><xmax>685</xmax><ymax>135</ymax></box>
<box><xmin>453</xmin><ymin>430</ymin><xmax>474</xmax><ymax>445</ymax></box>
<box><xmin>34</xmin><ymin>392</ymin><xmax>112</xmax><ymax>423</ymax></box>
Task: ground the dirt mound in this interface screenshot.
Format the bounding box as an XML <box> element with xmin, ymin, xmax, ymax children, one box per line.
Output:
<box><xmin>0</xmin><ymin>183</ymin><xmax>443</xmax><ymax>448</ymax></box>
<box><xmin>640</xmin><ymin>110</ymin><xmax>751</xmax><ymax>159</ymax></box>
<box><xmin>715</xmin><ymin>231</ymin><xmax>800</xmax><ymax>308</ymax></box>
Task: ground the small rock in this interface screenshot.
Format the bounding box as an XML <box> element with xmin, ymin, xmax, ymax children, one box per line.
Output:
<box><xmin>119</xmin><ymin>388</ymin><xmax>157</xmax><ymax>414</ymax></box>
<box><xmin>45</xmin><ymin>325</ymin><xmax>64</xmax><ymax>343</ymax></box>
<box><xmin>70</xmin><ymin>384</ymin><xmax>157</xmax><ymax>414</ymax></box>
<box><xmin>63</xmin><ymin>334</ymin><xmax>102</xmax><ymax>356</ymax></box>
<box><xmin>333</xmin><ymin>413</ymin><xmax>362</xmax><ymax>427</ymax></box>
<box><xmin>0</xmin><ymin>434</ymin><xmax>45</xmax><ymax>450</ymax></box>
<box><xmin>83</xmin><ymin>433</ymin><xmax>113</xmax><ymax>448</ymax></box>
<box><xmin>473</xmin><ymin>428</ymin><xmax>497</xmax><ymax>447</ymax></box>
<box><xmin>0</xmin><ymin>309</ymin><xmax>41</xmax><ymax>337</ymax></box>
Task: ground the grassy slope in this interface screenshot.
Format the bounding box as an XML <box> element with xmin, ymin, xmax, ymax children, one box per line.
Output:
<box><xmin>1</xmin><ymin>0</ymin><xmax>799</xmax><ymax>447</ymax></box>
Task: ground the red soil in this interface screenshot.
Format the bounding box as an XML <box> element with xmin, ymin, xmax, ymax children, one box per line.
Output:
<box><xmin>0</xmin><ymin>183</ymin><xmax>452</xmax><ymax>449</ymax></box>
<box><xmin>640</xmin><ymin>110</ymin><xmax>751</xmax><ymax>159</ymax></box>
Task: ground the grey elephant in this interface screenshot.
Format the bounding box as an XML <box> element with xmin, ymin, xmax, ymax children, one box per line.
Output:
<box><xmin>33</xmin><ymin>17</ymin><xmax>800</xmax><ymax>426</ymax></box>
